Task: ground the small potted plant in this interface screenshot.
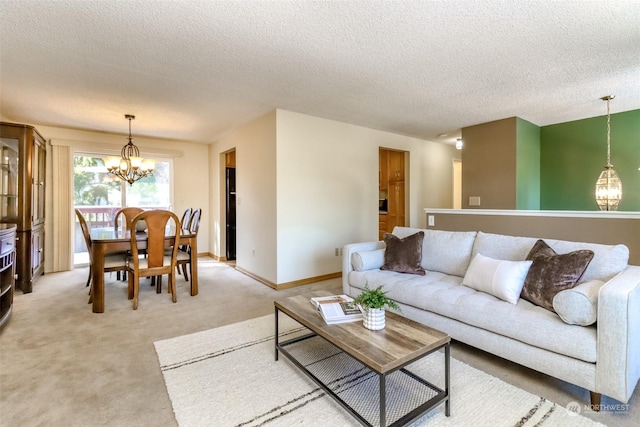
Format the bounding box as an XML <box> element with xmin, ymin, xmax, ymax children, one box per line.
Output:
<box><xmin>353</xmin><ymin>284</ymin><xmax>400</xmax><ymax>330</ymax></box>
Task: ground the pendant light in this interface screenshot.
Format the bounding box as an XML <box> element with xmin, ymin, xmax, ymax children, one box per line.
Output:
<box><xmin>104</xmin><ymin>115</ymin><xmax>155</xmax><ymax>185</ymax></box>
<box><xmin>594</xmin><ymin>95</ymin><xmax>622</xmax><ymax>211</ymax></box>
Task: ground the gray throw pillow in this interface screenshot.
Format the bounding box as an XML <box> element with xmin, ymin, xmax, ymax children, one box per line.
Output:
<box><xmin>381</xmin><ymin>231</ymin><xmax>426</xmax><ymax>276</ymax></box>
<box><xmin>521</xmin><ymin>239</ymin><xmax>594</xmax><ymax>312</ymax></box>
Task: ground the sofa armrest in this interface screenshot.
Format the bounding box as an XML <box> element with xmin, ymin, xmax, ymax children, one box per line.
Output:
<box><xmin>342</xmin><ymin>241</ymin><xmax>385</xmax><ymax>294</ymax></box>
<box><xmin>596</xmin><ymin>265</ymin><xmax>640</xmax><ymax>403</ymax></box>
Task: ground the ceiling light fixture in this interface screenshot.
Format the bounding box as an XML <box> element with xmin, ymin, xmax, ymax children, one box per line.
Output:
<box><xmin>104</xmin><ymin>115</ymin><xmax>155</xmax><ymax>185</ymax></box>
<box><xmin>456</xmin><ymin>138</ymin><xmax>463</xmax><ymax>150</ymax></box>
<box><xmin>594</xmin><ymin>96</ymin><xmax>622</xmax><ymax>211</ymax></box>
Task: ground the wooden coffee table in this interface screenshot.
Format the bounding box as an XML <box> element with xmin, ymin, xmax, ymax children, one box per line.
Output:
<box><xmin>274</xmin><ymin>291</ymin><xmax>450</xmax><ymax>427</ymax></box>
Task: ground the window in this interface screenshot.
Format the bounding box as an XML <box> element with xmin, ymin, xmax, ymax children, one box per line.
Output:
<box><xmin>73</xmin><ymin>153</ymin><xmax>172</xmax><ymax>263</ymax></box>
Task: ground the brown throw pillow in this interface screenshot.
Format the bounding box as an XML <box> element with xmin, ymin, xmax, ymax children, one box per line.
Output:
<box><xmin>521</xmin><ymin>240</ymin><xmax>594</xmax><ymax>312</ymax></box>
<box><xmin>381</xmin><ymin>232</ymin><xmax>426</xmax><ymax>275</ymax></box>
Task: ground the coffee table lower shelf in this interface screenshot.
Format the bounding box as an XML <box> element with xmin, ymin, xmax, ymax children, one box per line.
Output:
<box><xmin>275</xmin><ymin>313</ymin><xmax>450</xmax><ymax>426</ymax></box>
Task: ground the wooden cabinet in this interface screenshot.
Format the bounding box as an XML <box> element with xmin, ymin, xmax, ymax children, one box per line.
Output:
<box><xmin>0</xmin><ymin>224</ymin><xmax>17</xmax><ymax>328</ymax></box>
<box><xmin>378</xmin><ymin>214</ymin><xmax>388</xmax><ymax>240</ymax></box>
<box><xmin>379</xmin><ymin>149</ymin><xmax>388</xmax><ymax>191</ymax></box>
<box><xmin>387</xmin><ymin>181</ymin><xmax>405</xmax><ymax>233</ymax></box>
<box><xmin>388</xmin><ymin>150</ymin><xmax>405</xmax><ymax>183</ymax></box>
<box><xmin>379</xmin><ymin>148</ymin><xmax>406</xmax><ymax>238</ymax></box>
<box><xmin>0</xmin><ymin>122</ymin><xmax>46</xmax><ymax>293</ymax></box>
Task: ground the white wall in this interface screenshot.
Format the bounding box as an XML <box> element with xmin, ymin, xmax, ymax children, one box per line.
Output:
<box><xmin>275</xmin><ymin>110</ymin><xmax>456</xmax><ymax>283</ymax></box>
<box><xmin>210</xmin><ymin>111</ymin><xmax>278</xmax><ymax>282</ymax></box>
<box><xmin>34</xmin><ymin>124</ymin><xmax>210</xmax><ymax>272</ymax></box>
<box><xmin>210</xmin><ymin>109</ymin><xmax>457</xmax><ymax>285</ymax></box>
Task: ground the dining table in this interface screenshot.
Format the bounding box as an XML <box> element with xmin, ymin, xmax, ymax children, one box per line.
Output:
<box><xmin>89</xmin><ymin>227</ymin><xmax>198</xmax><ymax>313</ymax></box>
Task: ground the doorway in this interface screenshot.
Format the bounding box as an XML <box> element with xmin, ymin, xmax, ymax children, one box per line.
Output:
<box><xmin>225</xmin><ymin>150</ymin><xmax>236</xmax><ymax>261</ymax></box>
<box><xmin>379</xmin><ymin>148</ymin><xmax>407</xmax><ymax>239</ymax></box>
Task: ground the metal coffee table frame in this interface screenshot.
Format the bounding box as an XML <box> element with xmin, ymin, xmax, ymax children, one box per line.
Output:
<box><xmin>274</xmin><ymin>306</ymin><xmax>450</xmax><ymax>427</ymax></box>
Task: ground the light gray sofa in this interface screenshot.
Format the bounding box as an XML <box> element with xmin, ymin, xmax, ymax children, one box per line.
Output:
<box><xmin>342</xmin><ymin>226</ymin><xmax>640</xmax><ymax>407</ymax></box>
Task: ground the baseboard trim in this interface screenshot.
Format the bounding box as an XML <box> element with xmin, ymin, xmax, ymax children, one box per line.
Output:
<box><xmin>206</xmin><ymin>253</ymin><xmax>225</xmax><ymax>261</ymax></box>
<box><xmin>234</xmin><ymin>267</ymin><xmax>341</xmax><ymax>290</ymax></box>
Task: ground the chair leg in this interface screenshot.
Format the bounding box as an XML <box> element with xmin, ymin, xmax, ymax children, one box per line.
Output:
<box><xmin>170</xmin><ymin>273</ymin><xmax>177</xmax><ymax>303</ymax></box>
<box><xmin>86</xmin><ymin>265</ymin><xmax>92</xmax><ymax>287</ymax></box>
<box><xmin>182</xmin><ymin>263</ymin><xmax>189</xmax><ymax>282</ymax></box>
<box><xmin>131</xmin><ymin>272</ymin><xmax>139</xmax><ymax>310</ymax></box>
<box><xmin>156</xmin><ymin>275</ymin><xmax>163</xmax><ymax>294</ymax></box>
<box><xmin>128</xmin><ymin>270</ymin><xmax>134</xmax><ymax>300</ymax></box>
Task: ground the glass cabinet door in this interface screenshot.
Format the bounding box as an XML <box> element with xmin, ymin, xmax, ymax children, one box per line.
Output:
<box><xmin>0</xmin><ymin>138</ymin><xmax>19</xmax><ymax>221</ymax></box>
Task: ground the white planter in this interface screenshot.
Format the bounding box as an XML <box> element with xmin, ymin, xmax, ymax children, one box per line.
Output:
<box><xmin>362</xmin><ymin>308</ymin><xmax>385</xmax><ymax>330</ymax></box>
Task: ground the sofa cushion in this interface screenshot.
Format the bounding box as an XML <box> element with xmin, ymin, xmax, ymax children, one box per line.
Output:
<box><xmin>521</xmin><ymin>240</ymin><xmax>594</xmax><ymax>312</ymax></box>
<box><xmin>553</xmin><ymin>280</ymin><xmax>604</xmax><ymax>326</ymax></box>
<box><xmin>472</xmin><ymin>231</ymin><xmax>628</xmax><ymax>283</ymax></box>
<box><xmin>348</xmin><ymin>269</ymin><xmax>597</xmax><ymax>363</ymax></box>
<box><xmin>380</xmin><ymin>232</ymin><xmax>425</xmax><ymax>275</ymax></box>
<box><xmin>393</xmin><ymin>227</ymin><xmax>476</xmax><ymax>276</ymax></box>
<box><xmin>462</xmin><ymin>253</ymin><xmax>533</xmax><ymax>304</ymax></box>
<box><xmin>351</xmin><ymin>248</ymin><xmax>385</xmax><ymax>271</ymax></box>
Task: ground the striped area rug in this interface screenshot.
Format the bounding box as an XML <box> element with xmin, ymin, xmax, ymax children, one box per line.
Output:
<box><xmin>154</xmin><ymin>314</ymin><xmax>604</xmax><ymax>427</ymax></box>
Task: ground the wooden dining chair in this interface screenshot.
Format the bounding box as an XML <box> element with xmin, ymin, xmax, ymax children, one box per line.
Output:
<box><xmin>176</xmin><ymin>208</ymin><xmax>201</xmax><ymax>292</ymax></box>
<box><xmin>75</xmin><ymin>209</ymin><xmax>128</xmax><ymax>303</ymax></box>
<box><xmin>180</xmin><ymin>208</ymin><xmax>192</xmax><ymax>234</ymax></box>
<box><xmin>113</xmin><ymin>207</ymin><xmax>145</xmax><ymax>280</ymax></box>
<box><xmin>114</xmin><ymin>207</ymin><xmax>145</xmax><ymax>235</ymax></box>
<box><xmin>126</xmin><ymin>209</ymin><xmax>181</xmax><ymax>310</ymax></box>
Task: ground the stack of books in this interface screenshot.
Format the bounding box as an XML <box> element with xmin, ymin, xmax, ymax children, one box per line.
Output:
<box><xmin>310</xmin><ymin>294</ymin><xmax>363</xmax><ymax>325</ymax></box>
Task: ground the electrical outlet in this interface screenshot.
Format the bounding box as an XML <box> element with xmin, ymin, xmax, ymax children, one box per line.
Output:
<box><xmin>252</xmin><ymin>248</ymin><xmax>255</xmax><ymax>257</ymax></box>
<box><xmin>469</xmin><ymin>196</ymin><xmax>481</xmax><ymax>206</ymax></box>
<box><xmin>334</xmin><ymin>248</ymin><xmax>340</xmax><ymax>256</ymax></box>
<box><xmin>428</xmin><ymin>215</ymin><xmax>435</xmax><ymax>227</ymax></box>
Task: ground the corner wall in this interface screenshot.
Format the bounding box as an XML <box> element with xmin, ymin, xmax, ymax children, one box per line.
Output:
<box><xmin>461</xmin><ymin>117</ymin><xmax>518</xmax><ymax>209</ymax></box>
<box><xmin>210</xmin><ymin>111</ymin><xmax>278</xmax><ymax>283</ymax></box>
<box><xmin>516</xmin><ymin>118</ymin><xmax>540</xmax><ymax>210</ymax></box>
<box><xmin>210</xmin><ymin>109</ymin><xmax>458</xmax><ymax>286</ymax></box>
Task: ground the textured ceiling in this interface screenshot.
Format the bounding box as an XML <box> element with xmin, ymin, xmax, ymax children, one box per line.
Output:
<box><xmin>1</xmin><ymin>1</ymin><xmax>639</xmax><ymax>145</ymax></box>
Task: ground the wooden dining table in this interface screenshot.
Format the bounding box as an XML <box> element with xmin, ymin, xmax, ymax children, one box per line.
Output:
<box><xmin>89</xmin><ymin>227</ymin><xmax>198</xmax><ymax>313</ymax></box>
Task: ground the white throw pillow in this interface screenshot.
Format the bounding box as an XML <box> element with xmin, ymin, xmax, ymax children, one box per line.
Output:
<box><xmin>351</xmin><ymin>249</ymin><xmax>385</xmax><ymax>271</ymax></box>
<box><xmin>553</xmin><ymin>280</ymin><xmax>604</xmax><ymax>326</ymax></box>
<box><xmin>462</xmin><ymin>253</ymin><xmax>533</xmax><ymax>304</ymax></box>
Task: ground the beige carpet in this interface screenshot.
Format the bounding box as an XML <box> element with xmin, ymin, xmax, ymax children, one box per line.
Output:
<box><xmin>155</xmin><ymin>314</ymin><xmax>604</xmax><ymax>427</ymax></box>
<box><xmin>0</xmin><ymin>259</ymin><xmax>638</xmax><ymax>426</ymax></box>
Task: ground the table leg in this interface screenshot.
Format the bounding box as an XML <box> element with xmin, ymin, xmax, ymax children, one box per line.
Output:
<box><xmin>190</xmin><ymin>235</ymin><xmax>198</xmax><ymax>296</ymax></box>
<box><xmin>92</xmin><ymin>244</ymin><xmax>106</xmax><ymax>313</ymax></box>
<box><xmin>274</xmin><ymin>307</ymin><xmax>279</xmax><ymax>361</ymax></box>
<box><xmin>445</xmin><ymin>343</ymin><xmax>451</xmax><ymax>417</ymax></box>
<box><xmin>380</xmin><ymin>374</ymin><xmax>386</xmax><ymax>427</ymax></box>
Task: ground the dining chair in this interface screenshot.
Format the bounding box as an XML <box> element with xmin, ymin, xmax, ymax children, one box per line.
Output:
<box><xmin>114</xmin><ymin>207</ymin><xmax>145</xmax><ymax>235</ymax></box>
<box><xmin>180</xmin><ymin>208</ymin><xmax>192</xmax><ymax>234</ymax></box>
<box><xmin>167</xmin><ymin>207</ymin><xmax>192</xmax><ymax>275</ymax></box>
<box><xmin>127</xmin><ymin>209</ymin><xmax>181</xmax><ymax>310</ymax></box>
<box><xmin>176</xmin><ymin>208</ymin><xmax>201</xmax><ymax>292</ymax></box>
<box><xmin>75</xmin><ymin>209</ymin><xmax>128</xmax><ymax>303</ymax></box>
<box><xmin>113</xmin><ymin>207</ymin><xmax>145</xmax><ymax>280</ymax></box>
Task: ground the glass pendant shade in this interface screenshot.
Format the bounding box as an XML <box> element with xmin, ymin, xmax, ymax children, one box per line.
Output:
<box><xmin>595</xmin><ymin>165</ymin><xmax>622</xmax><ymax>211</ymax></box>
<box><xmin>594</xmin><ymin>95</ymin><xmax>621</xmax><ymax>211</ymax></box>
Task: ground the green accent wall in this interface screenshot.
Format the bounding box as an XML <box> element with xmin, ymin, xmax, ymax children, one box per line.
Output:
<box><xmin>516</xmin><ymin>118</ymin><xmax>540</xmax><ymax>210</ymax></box>
<box><xmin>540</xmin><ymin>109</ymin><xmax>640</xmax><ymax>211</ymax></box>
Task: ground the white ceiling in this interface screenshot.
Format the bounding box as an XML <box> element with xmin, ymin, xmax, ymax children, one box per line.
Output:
<box><xmin>1</xmin><ymin>1</ymin><xmax>639</xmax><ymax>145</ymax></box>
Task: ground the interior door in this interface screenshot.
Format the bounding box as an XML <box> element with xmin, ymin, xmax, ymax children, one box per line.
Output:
<box><xmin>225</xmin><ymin>167</ymin><xmax>236</xmax><ymax>261</ymax></box>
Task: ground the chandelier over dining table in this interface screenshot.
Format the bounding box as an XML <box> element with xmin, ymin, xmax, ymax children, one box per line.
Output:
<box><xmin>104</xmin><ymin>114</ymin><xmax>155</xmax><ymax>185</ymax></box>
